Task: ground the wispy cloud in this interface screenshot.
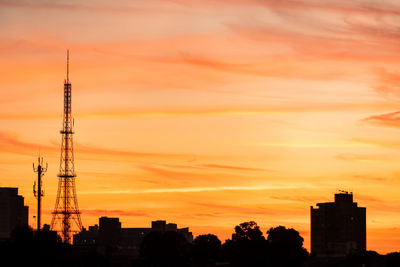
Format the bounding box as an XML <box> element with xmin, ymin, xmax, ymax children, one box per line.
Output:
<box><xmin>0</xmin><ymin>131</ymin><xmax>56</xmax><ymax>155</ymax></box>
<box><xmin>352</xmin><ymin>175</ymin><xmax>387</xmax><ymax>182</ymax></box>
<box><xmin>336</xmin><ymin>153</ymin><xmax>392</xmax><ymax>162</ymax></box>
<box><xmin>75</xmin><ymin>142</ymin><xmax>187</xmax><ymax>159</ymax></box>
<box><xmin>373</xmin><ymin>69</ymin><xmax>400</xmax><ymax>99</ymax></box>
<box><xmin>1</xmin><ymin>102</ymin><xmax>395</xmax><ymax>121</ymax></box>
<box><xmin>199</xmin><ymin>163</ymin><xmax>269</xmax><ymax>172</ymax></box>
<box><xmin>167</xmin><ymin>0</ymin><xmax>400</xmax><ymax>17</ymax></box>
<box><xmin>363</xmin><ymin>111</ymin><xmax>400</xmax><ymax>128</ymax></box>
<box><xmin>190</xmin><ymin>201</ymin><xmax>277</xmax><ymax>216</ymax></box>
<box><xmin>0</xmin><ymin>0</ymin><xmax>168</xmax><ymax>14</ymax></box>
<box><xmin>270</xmin><ymin>195</ymin><xmax>329</xmax><ymax>203</ymax></box>
<box><xmin>354</xmin><ymin>138</ymin><xmax>400</xmax><ymax>149</ymax></box>
<box><xmin>255</xmin><ymin>140</ymin><xmax>373</xmax><ymax>148</ymax></box>
<box><xmin>80</xmin><ymin>185</ymin><xmax>306</xmax><ymax>195</ymax></box>
<box><xmin>139</xmin><ymin>165</ymin><xmax>212</xmax><ymax>183</ymax></box>
<box><xmin>81</xmin><ymin>209</ymin><xmax>148</xmax><ymax>217</ymax></box>
<box><xmin>0</xmin><ymin>130</ymin><xmax>194</xmax><ymax>160</ymax></box>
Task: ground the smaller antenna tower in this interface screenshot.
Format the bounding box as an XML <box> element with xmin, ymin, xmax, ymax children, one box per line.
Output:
<box><xmin>33</xmin><ymin>157</ymin><xmax>48</xmax><ymax>231</ymax></box>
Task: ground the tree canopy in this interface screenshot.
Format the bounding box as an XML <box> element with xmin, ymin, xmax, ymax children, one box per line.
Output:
<box><xmin>192</xmin><ymin>234</ymin><xmax>222</xmax><ymax>266</ymax></box>
<box><xmin>140</xmin><ymin>231</ymin><xmax>190</xmax><ymax>267</ymax></box>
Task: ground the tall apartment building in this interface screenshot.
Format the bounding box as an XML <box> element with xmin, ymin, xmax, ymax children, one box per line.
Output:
<box><xmin>0</xmin><ymin>187</ymin><xmax>29</xmax><ymax>239</ymax></box>
<box><xmin>311</xmin><ymin>192</ymin><xmax>366</xmax><ymax>256</ymax></box>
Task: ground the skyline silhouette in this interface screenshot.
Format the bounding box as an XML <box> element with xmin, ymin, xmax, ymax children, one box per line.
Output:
<box><xmin>1</xmin><ymin>0</ymin><xmax>400</xmax><ymax>254</ymax></box>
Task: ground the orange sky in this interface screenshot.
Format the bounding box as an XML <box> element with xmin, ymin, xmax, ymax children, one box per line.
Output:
<box><xmin>1</xmin><ymin>0</ymin><xmax>400</xmax><ymax>253</ymax></box>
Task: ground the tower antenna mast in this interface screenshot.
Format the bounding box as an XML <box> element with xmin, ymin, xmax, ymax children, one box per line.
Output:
<box><xmin>33</xmin><ymin>156</ymin><xmax>47</xmax><ymax>231</ymax></box>
<box><xmin>66</xmin><ymin>49</ymin><xmax>69</xmax><ymax>82</ymax></box>
<box><xmin>51</xmin><ymin>50</ymin><xmax>83</xmax><ymax>243</ymax></box>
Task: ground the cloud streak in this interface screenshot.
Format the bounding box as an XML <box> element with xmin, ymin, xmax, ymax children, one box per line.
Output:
<box><xmin>80</xmin><ymin>185</ymin><xmax>307</xmax><ymax>195</ymax></box>
<box><xmin>0</xmin><ymin>131</ymin><xmax>56</xmax><ymax>155</ymax></box>
<box><xmin>0</xmin><ymin>0</ymin><xmax>169</xmax><ymax>14</ymax></box>
<box><xmin>199</xmin><ymin>164</ymin><xmax>268</xmax><ymax>172</ymax></box>
<box><xmin>0</xmin><ymin>130</ymin><xmax>195</xmax><ymax>160</ymax></box>
<box><xmin>336</xmin><ymin>153</ymin><xmax>392</xmax><ymax>162</ymax></box>
<box><xmin>81</xmin><ymin>209</ymin><xmax>148</xmax><ymax>217</ymax></box>
<box><xmin>363</xmin><ymin>111</ymin><xmax>400</xmax><ymax>128</ymax></box>
<box><xmin>1</xmin><ymin>101</ymin><xmax>395</xmax><ymax>122</ymax></box>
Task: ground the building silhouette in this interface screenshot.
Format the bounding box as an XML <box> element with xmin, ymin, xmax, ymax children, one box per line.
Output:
<box><xmin>98</xmin><ymin>216</ymin><xmax>121</xmax><ymax>247</ymax></box>
<box><xmin>0</xmin><ymin>187</ymin><xmax>29</xmax><ymax>239</ymax></box>
<box><xmin>311</xmin><ymin>191</ymin><xmax>366</xmax><ymax>256</ymax></box>
<box><xmin>74</xmin><ymin>217</ymin><xmax>193</xmax><ymax>256</ymax></box>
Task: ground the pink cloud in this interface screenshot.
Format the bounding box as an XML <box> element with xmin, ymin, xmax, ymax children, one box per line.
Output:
<box><xmin>363</xmin><ymin>111</ymin><xmax>400</xmax><ymax>128</ymax></box>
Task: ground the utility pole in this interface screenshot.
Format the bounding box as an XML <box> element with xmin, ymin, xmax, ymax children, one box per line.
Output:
<box><xmin>33</xmin><ymin>156</ymin><xmax>47</xmax><ymax>231</ymax></box>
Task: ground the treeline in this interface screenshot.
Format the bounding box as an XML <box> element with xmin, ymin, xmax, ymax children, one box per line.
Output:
<box><xmin>0</xmin><ymin>226</ymin><xmax>108</xmax><ymax>266</ymax></box>
<box><xmin>1</xmin><ymin>221</ymin><xmax>399</xmax><ymax>267</ymax></box>
<box><xmin>139</xmin><ymin>221</ymin><xmax>307</xmax><ymax>267</ymax></box>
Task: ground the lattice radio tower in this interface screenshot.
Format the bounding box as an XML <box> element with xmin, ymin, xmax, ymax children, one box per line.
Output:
<box><xmin>51</xmin><ymin>50</ymin><xmax>83</xmax><ymax>243</ymax></box>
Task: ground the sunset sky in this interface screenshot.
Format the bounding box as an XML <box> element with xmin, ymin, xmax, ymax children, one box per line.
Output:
<box><xmin>1</xmin><ymin>0</ymin><xmax>400</xmax><ymax>252</ymax></box>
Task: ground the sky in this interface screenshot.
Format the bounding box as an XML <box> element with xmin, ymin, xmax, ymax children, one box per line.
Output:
<box><xmin>1</xmin><ymin>0</ymin><xmax>400</xmax><ymax>253</ymax></box>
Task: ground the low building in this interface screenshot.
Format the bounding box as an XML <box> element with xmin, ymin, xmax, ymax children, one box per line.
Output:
<box><xmin>311</xmin><ymin>191</ymin><xmax>366</xmax><ymax>256</ymax></box>
<box><xmin>150</xmin><ymin>220</ymin><xmax>193</xmax><ymax>242</ymax></box>
<box><xmin>73</xmin><ymin>224</ymin><xmax>99</xmax><ymax>246</ymax></box>
<box><xmin>99</xmin><ymin>216</ymin><xmax>121</xmax><ymax>247</ymax></box>
<box><xmin>73</xmin><ymin>217</ymin><xmax>193</xmax><ymax>256</ymax></box>
<box><xmin>0</xmin><ymin>187</ymin><xmax>29</xmax><ymax>239</ymax></box>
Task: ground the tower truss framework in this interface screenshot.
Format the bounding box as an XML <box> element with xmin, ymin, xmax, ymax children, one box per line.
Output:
<box><xmin>51</xmin><ymin>50</ymin><xmax>82</xmax><ymax>243</ymax></box>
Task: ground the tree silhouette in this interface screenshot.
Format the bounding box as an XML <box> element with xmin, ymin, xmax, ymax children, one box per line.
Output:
<box><xmin>386</xmin><ymin>252</ymin><xmax>400</xmax><ymax>267</ymax></box>
<box><xmin>0</xmin><ymin>225</ymin><xmax>109</xmax><ymax>267</ymax></box>
<box><xmin>224</xmin><ymin>221</ymin><xmax>266</xmax><ymax>267</ymax></box>
<box><xmin>232</xmin><ymin>221</ymin><xmax>264</xmax><ymax>242</ymax></box>
<box><xmin>0</xmin><ymin>226</ymin><xmax>59</xmax><ymax>266</ymax></box>
<box><xmin>192</xmin><ymin>234</ymin><xmax>221</xmax><ymax>266</ymax></box>
<box><xmin>139</xmin><ymin>231</ymin><xmax>190</xmax><ymax>267</ymax></box>
<box><xmin>266</xmin><ymin>226</ymin><xmax>308</xmax><ymax>267</ymax></box>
